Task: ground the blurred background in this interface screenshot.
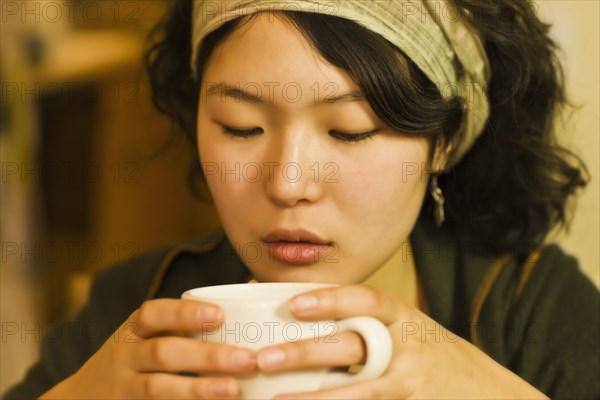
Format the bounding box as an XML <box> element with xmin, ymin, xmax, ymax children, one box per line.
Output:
<box><xmin>1</xmin><ymin>0</ymin><xmax>598</xmax><ymax>394</ymax></box>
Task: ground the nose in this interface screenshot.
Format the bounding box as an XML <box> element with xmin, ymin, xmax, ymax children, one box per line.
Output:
<box><xmin>264</xmin><ymin>133</ymin><xmax>322</xmax><ymax>208</ymax></box>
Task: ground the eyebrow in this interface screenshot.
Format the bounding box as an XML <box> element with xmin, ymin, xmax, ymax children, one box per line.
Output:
<box><xmin>206</xmin><ymin>83</ymin><xmax>262</xmax><ymax>102</ymax></box>
<box><xmin>205</xmin><ymin>83</ymin><xmax>365</xmax><ymax>104</ymax></box>
<box><xmin>322</xmin><ymin>91</ymin><xmax>364</xmax><ymax>104</ymax></box>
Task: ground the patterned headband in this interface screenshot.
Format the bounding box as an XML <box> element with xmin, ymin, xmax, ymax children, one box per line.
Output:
<box><xmin>191</xmin><ymin>0</ymin><xmax>490</xmax><ymax>165</ymax></box>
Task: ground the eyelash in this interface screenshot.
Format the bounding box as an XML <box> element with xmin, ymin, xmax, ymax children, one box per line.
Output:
<box><xmin>329</xmin><ymin>130</ymin><xmax>377</xmax><ymax>142</ymax></box>
<box><xmin>221</xmin><ymin>125</ymin><xmax>263</xmax><ymax>138</ymax></box>
<box><xmin>220</xmin><ymin>125</ymin><xmax>377</xmax><ymax>142</ymax></box>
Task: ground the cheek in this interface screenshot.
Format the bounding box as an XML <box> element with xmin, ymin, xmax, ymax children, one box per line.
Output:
<box><xmin>338</xmin><ymin>140</ymin><xmax>429</xmax><ymax>267</ymax></box>
<box><xmin>197</xmin><ymin>119</ymin><xmax>235</xmax><ymax>207</ymax></box>
<box><xmin>197</xmin><ymin>122</ymin><xmax>262</xmax><ymax>233</ymax></box>
<box><xmin>197</xmin><ymin>144</ymin><xmax>242</xmax><ymax>205</ymax></box>
<box><xmin>337</xmin><ymin>139</ymin><xmax>430</xmax><ymax>217</ymax></box>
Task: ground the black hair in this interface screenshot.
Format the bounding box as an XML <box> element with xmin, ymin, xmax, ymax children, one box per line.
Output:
<box><xmin>145</xmin><ymin>0</ymin><xmax>587</xmax><ymax>258</ymax></box>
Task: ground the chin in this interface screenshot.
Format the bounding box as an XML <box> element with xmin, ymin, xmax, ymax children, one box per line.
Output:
<box><xmin>250</xmin><ymin>263</ymin><xmax>359</xmax><ymax>285</ymax></box>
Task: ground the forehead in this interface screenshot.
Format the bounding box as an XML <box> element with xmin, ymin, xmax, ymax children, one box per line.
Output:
<box><xmin>202</xmin><ymin>13</ymin><xmax>358</xmax><ymax>99</ymax></box>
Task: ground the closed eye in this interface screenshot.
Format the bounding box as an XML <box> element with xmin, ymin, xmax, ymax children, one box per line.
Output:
<box><xmin>221</xmin><ymin>125</ymin><xmax>263</xmax><ymax>138</ymax></box>
<box><xmin>329</xmin><ymin>129</ymin><xmax>378</xmax><ymax>142</ymax></box>
<box><xmin>219</xmin><ymin>124</ymin><xmax>376</xmax><ymax>141</ymax></box>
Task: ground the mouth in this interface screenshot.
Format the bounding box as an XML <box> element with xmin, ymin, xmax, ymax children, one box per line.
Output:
<box><xmin>261</xmin><ymin>229</ymin><xmax>330</xmax><ymax>245</ymax></box>
<box><xmin>261</xmin><ymin>229</ymin><xmax>333</xmax><ymax>265</ymax></box>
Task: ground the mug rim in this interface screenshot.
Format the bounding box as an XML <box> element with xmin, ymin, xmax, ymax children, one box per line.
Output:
<box><xmin>182</xmin><ymin>282</ymin><xmax>337</xmax><ymax>301</ymax></box>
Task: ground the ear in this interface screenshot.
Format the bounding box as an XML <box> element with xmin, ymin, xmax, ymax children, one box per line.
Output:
<box><xmin>431</xmin><ymin>136</ymin><xmax>453</xmax><ymax>173</ymax></box>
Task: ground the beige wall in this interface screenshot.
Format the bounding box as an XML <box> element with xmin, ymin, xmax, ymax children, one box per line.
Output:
<box><xmin>536</xmin><ymin>1</ymin><xmax>600</xmax><ymax>287</ymax></box>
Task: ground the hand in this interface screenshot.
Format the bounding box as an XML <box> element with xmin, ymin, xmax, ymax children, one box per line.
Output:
<box><xmin>255</xmin><ymin>285</ymin><xmax>548</xmax><ymax>399</ymax></box>
<box><xmin>40</xmin><ymin>299</ymin><xmax>257</xmax><ymax>399</ymax></box>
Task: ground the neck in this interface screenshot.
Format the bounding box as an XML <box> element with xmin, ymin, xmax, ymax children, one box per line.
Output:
<box><xmin>361</xmin><ymin>240</ymin><xmax>418</xmax><ymax>308</ymax></box>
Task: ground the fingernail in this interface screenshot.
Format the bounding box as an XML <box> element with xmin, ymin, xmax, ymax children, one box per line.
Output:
<box><xmin>231</xmin><ymin>349</ymin><xmax>255</xmax><ymax>369</ymax></box>
<box><xmin>202</xmin><ymin>305</ymin><xmax>222</xmax><ymax>321</ymax></box>
<box><xmin>209</xmin><ymin>379</ymin><xmax>237</xmax><ymax>397</ymax></box>
<box><xmin>258</xmin><ymin>348</ymin><xmax>286</xmax><ymax>369</ymax></box>
<box><xmin>290</xmin><ymin>295</ymin><xmax>318</xmax><ymax>312</ymax></box>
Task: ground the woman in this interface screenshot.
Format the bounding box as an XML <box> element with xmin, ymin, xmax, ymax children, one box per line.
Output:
<box><xmin>6</xmin><ymin>0</ymin><xmax>599</xmax><ymax>399</ymax></box>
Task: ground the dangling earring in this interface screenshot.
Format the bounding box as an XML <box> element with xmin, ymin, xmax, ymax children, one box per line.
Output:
<box><xmin>430</xmin><ymin>175</ymin><xmax>445</xmax><ymax>227</ymax></box>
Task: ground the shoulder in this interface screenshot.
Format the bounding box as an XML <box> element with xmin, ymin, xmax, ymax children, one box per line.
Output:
<box><xmin>464</xmin><ymin>239</ymin><xmax>598</xmax><ymax>344</ymax></box>
<box><xmin>422</xmin><ymin>214</ymin><xmax>600</xmax><ymax>398</ymax></box>
<box><xmin>514</xmin><ymin>245</ymin><xmax>599</xmax><ymax>398</ymax></box>
<box><xmin>506</xmin><ymin>244</ymin><xmax>599</xmax><ymax>318</ymax></box>
<box><xmin>508</xmin><ymin>243</ymin><xmax>599</xmax><ymax>348</ymax></box>
<box><xmin>1</xmin><ymin>231</ymin><xmax>239</xmax><ymax>399</ymax></box>
<box><xmin>472</xmin><ymin>243</ymin><xmax>599</xmax><ymax>398</ymax></box>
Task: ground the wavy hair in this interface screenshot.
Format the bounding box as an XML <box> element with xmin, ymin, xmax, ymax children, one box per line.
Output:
<box><xmin>145</xmin><ymin>0</ymin><xmax>588</xmax><ymax>258</ymax></box>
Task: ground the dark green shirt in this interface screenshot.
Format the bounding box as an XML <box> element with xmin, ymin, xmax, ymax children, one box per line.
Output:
<box><xmin>5</xmin><ymin>218</ymin><xmax>600</xmax><ymax>399</ymax></box>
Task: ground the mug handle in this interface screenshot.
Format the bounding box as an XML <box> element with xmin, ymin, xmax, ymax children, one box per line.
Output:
<box><xmin>320</xmin><ymin>316</ymin><xmax>392</xmax><ymax>389</ymax></box>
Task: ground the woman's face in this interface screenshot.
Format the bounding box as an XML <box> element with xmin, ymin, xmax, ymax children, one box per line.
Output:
<box><xmin>197</xmin><ymin>13</ymin><xmax>431</xmax><ymax>284</ymax></box>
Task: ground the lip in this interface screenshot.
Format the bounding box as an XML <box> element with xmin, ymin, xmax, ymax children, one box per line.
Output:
<box><xmin>261</xmin><ymin>229</ymin><xmax>330</xmax><ymax>245</ymax></box>
<box><xmin>261</xmin><ymin>229</ymin><xmax>333</xmax><ymax>265</ymax></box>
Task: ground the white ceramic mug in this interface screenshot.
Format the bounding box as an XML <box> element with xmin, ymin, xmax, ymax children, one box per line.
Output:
<box><xmin>182</xmin><ymin>282</ymin><xmax>392</xmax><ymax>399</ymax></box>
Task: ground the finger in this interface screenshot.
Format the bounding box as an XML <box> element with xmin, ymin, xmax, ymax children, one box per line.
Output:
<box><xmin>131</xmin><ymin>336</ymin><xmax>256</xmax><ymax>374</ymax></box>
<box><xmin>273</xmin><ymin>377</ymin><xmax>403</xmax><ymax>400</ymax></box>
<box><xmin>257</xmin><ymin>331</ymin><xmax>365</xmax><ymax>372</ymax></box>
<box><xmin>131</xmin><ymin>373</ymin><xmax>239</xmax><ymax>399</ymax></box>
<box><xmin>130</xmin><ymin>299</ymin><xmax>223</xmax><ymax>338</ymax></box>
<box><xmin>288</xmin><ymin>285</ymin><xmax>403</xmax><ymax>324</ymax></box>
